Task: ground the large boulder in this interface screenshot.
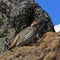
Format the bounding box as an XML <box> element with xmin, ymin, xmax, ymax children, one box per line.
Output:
<box><xmin>0</xmin><ymin>0</ymin><xmax>55</xmax><ymax>54</ymax></box>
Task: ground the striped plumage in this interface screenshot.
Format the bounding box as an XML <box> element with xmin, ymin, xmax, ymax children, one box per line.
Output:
<box><xmin>8</xmin><ymin>26</ymin><xmax>37</xmax><ymax>50</ymax></box>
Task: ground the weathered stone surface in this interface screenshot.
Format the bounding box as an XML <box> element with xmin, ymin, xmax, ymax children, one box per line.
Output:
<box><xmin>0</xmin><ymin>0</ymin><xmax>55</xmax><ymax>54</ymax></box>
<box><xmin>0</xmin><ymin>32</ymin><xmax>60</xmax><ymax>60</ymax></box>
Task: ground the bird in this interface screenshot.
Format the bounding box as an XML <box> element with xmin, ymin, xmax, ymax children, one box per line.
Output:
<box><xmin>8</xmin><ymin>25</ymin><xmax>38</xmax><ymax>50</ymax></box>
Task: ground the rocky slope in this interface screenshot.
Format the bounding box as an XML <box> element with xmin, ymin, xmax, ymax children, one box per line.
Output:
<box><xmin>0</xmin><ymin>32</ymin><xmax>60</xmax><ymax>60</ymax></box>
<box><xmin>0</xmin><ymin>0</ymin><xmax>57</xmax><ymax>60</ymax></box>
<box><xmin>0</xmin><ymin>0</ymin><xmax>55</xmax><ymax>54</ymax></box>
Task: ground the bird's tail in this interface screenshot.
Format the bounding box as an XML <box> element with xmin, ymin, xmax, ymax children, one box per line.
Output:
<box><xmin>8</xmin><ymin>34</ymin><xmax>19</xmax><ymax>50</ymax></box>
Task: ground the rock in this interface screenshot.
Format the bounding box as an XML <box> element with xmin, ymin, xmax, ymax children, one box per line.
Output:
<box><xmin>0</xmin><ymin>32</ymin><xmax>60</xmax><ymax>60</ymax></box>
<box><xmin>0</xmin><ymin>0</ymin><xmax>55</xmax><ymax>54</ymax></box>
